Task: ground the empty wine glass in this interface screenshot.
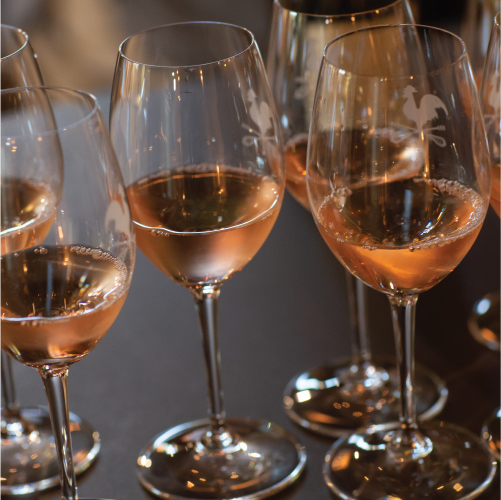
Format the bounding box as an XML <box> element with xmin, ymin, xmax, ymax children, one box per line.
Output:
<box><xmin>1</xmin><ymin>25</ymin><xmax>100</xmax><ymax>495</ymax></box>
<box><xmin>110</xmin><ymin>21</ymin><xmax>306</xmax><ymax>500</ymax></box>
<box><xmin>1</xmin><ymin>86</ymin><xmax>135</xmax><ymax>500</ymax></box>
<box><xmin>266</xmin><ymin>0</ymin><xmax>447</xmax><ymax>438</ymax></box>
<box><xmin>307</xmin><ymin>24</ymin><xmax>497</xmax><ymax>499</ymax></box>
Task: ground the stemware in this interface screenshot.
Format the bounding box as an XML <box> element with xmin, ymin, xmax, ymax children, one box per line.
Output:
<box><xmin>1</xmin><ymin>86</ymin><xmax>135</xmax><ymax>500</ymax></box>
<box><xmin>1</xmin><ymin>25</ymin><xmax>100</xmax><ymax>495</ymax></box>
<box><xmin>110</xmin><ymin>21</ymin><xmax>306</xmax><ymax>500</ymax></box>
<box><xmin>307</xmin><ymin>24</ymin><xmax>497</xmax><ymax>499</ymax></box>
<box><xmin>266</xmin><ymin>0</ymin><xmax>447</xmax><ymax>438</ymax></box>
<box><xmin>461</xmin><ymin>0</ymin><xmax>498</xmax><ymax>82</ymax></box>
<box><xmin>476</xmin><ymin>11</ymin><xmax>501</xmax><ymax>459</ymax></box>
<box><xmin>468</xmin><ymin>10</ymin><xmax>501</xmax><ymax>352</ymax></box>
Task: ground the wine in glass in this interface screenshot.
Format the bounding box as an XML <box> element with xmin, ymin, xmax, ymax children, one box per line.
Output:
<box><xmin>307</xmin><ymin>24</ymin><xmax>497</xmax><ymax>499</ymax></box>
<box><xmin>1</xmin><ymin>86</ymin><xmax>135</xmax><ymax>500</ymax></box>
<box><xmin>1</xmin><ymin>25</ymin><xmax>100</xmax><ymax>495</ymax></box>
<box><xmin>110</xmin><ymin>21</ymin><xmax>306</xmax><ymax>500</ymax></box>
<box><xmin>266</xmin><ymin>0</ymin><xmax>447</xmax><ymax>438</ymax></box>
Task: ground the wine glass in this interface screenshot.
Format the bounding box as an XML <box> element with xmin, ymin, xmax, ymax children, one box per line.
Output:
<box><xmin>468</xmin><ymin>11</ymin><xmax>501</xmax><ymax>352</ymax></box>
<box><xmin>1</xmin><ymin>86</ymin><xmax>135</xmax><ymax>500</ymax></box>
<box><xmin>266</xmin><ymin>0</ymin><xmax>447</xmax><ymax>438</ymax></box>
<box><xmin>461</xmin><ymin>0</ymin><xmax>498</xmax><ymax>83</ymax></box>
<box><xmin>307</xmin><ymin>24</ymin><xmax>497</xmax><ymax>498</ymax></box>
<box><xmin>110</xmin><ymin>21</ymin><xmax>306</xmax><ymax>500</ymax></box>
<box><xmin>1</xmin><ymin>25</ymin><xmax>100</xmax><ymax>495</ymax></box>
<box><xmin>476</xmin><ymin>10</ymin><xmax>501</xmax><ymax>459</ymax></box>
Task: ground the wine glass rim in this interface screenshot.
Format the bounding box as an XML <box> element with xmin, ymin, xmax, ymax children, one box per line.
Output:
<box><xmin>118</xmin><ymin>21</ymin><xmax>256</xmax><ymax>68</ymax></box>
<box><xmin>274</xmin><ymin>0</ymin><xmax>409</xmax><ymax>19</ymax></box>
<box><xmin>1</xmin><ymin>24</ymin><xmax>29</xmax><ymax>60</ymax></box>
<box><xmin>323</xmin><ymin>23</ymin><xmax>468</xmax><ymax>78</ymax></box>
<box><xmin>0</xmin><ymin>86</ymin><xmax>100</xmax><ymax>139</ymax></box>
<box><xmin>495</xmin><ymin>10</ymin><xmax>500</xmax><ymax>27</ymax></box>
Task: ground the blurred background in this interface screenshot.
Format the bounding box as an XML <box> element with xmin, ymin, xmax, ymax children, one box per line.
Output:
<box><xmin>2</xmin><ymin>0</ymin><xmax>474</xmax><ymax>95</ymax></box>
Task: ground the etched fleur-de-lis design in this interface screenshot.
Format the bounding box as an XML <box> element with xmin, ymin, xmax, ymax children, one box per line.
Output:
<box><xmin>242</xmin><ymin>89</ymin><xmax>276</xmax><ymax>147</ymax></box>
<box><xmin>400</xmin><ymin>85</ymin><xmax>449</xmax><ymax>147</ymax></box>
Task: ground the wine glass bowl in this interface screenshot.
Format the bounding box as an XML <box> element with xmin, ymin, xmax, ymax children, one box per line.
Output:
<box><xmin>307</xmin><ymin>24</ymin><xmax>496</xmax><ymax>499</ymax></box>
<box><xmin>1</xmin><ymin>86</ymin><xmax>135</xmax><ymax>500</ymax></box>
<box><xmin>110</xmin><ymin>22</ymin><xmax>305</xmax><ymax>500</ymax></box>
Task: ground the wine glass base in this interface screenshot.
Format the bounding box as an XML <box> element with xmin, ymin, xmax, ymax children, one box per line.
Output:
<box><xmin>137</xmin><ymin>417</ymin><xmax>307</xmax><ymax>500</ymax></box>
<box><xmin>467</xmin><ymin>291</ymin><xmax>500</xmax><ymax>351</ymax></box>
<box><xmin>283</xmin><ymin>355</ymin><xmax>448</xmax><ymax>438</ymax></box>
<box><xmin>324</xmin><ymin>420</ymin><xmax>498</xmax><ymax>500</ymax></box>
<box><xmin>1</xmin><ymin>406</ymin><xmax>100</xmax><ymax>495</ymax></box>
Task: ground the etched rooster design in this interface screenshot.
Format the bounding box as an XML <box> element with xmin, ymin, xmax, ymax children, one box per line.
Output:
<box><xmin>401</xmin><ymin>85</ymin><xmax>449</xmax><ymax>146</ymax></box>
<box><xmin>242</xmin><ymin>89</ymin><xmax>275</xmax><ymax>147</ymax></box>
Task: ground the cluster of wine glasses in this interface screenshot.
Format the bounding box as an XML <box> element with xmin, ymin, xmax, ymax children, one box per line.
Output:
<box><xmin>265</xmin><ymin>0</ymin><xmax>448</xmax><ymax>439</ymax></box>
<box><xmin>1</xmin><ymin>25</ymin><xmax>101</xmax><ymax>495</ymax></box>
<box><xmin>1</xmin><ymin>3</ymin><xmax>499</xmax><ymax>500</ymax></box>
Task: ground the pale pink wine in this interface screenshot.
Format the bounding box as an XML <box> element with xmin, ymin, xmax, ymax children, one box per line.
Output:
<box><xmin>1</xmin><ymin>245</ymin><xmax>129</xmax><ymax>368</ymax></box>
<box><xmin>126</xmin><ymin>165</ymin><xmax>281</xmax><ymax>287</ymax></box>
<box><xmin>284</xmin><ymin>134</ymin><xmax>310</xmax><ymax>210</ymax></box>
<box><xmin>285</xmin><ymin>131</ymin><xmax>423</xmax><ymax>211</ymax></box>
<box><xmin>1</xmin><ymin>178</ymin><xmax>58</xmax><ymax>255</ymax></box>
<box><xmin>315</xmin><ymin>177</ymin><xmax>486</xmax><ymax>294</ymax></box>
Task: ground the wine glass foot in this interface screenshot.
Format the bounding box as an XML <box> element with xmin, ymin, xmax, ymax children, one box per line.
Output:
<box><xmin>467</xmin><ymin>291</ymin><xmax>500</xmax><ymax>351</ymax></box>
<box><xmin>137</xmin><ymin>417</ymin><xmax>307</xmax><ymax>500</ymax></box>
<box><xmin>283</xmin><ymin>355</ymin><xmax>448</xmax><ymax>438</ymax></box>
<box><xmin>324</xmin><ymin>420</ymin><xmax>498</xmax><ymax>500</ymax></box>
<box><xmin>1</xmin><ymin>406</ymin><xmax>100</xmax><ymax>495</ymax></box>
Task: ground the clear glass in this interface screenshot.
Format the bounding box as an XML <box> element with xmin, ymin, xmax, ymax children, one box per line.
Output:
<box><xmin>266</xmin><ymin>0</ymin><xmax>447</xmax><ymax>438</ymax></box>
<box><xmin>0</xmin><ymin>25</ymin><xmax>100</xmax><ymax>495</ymax></box>
<box><xmin>1</xmin><ymin>86</ymin><xmax>136</xmax><ymax>500</ymax></box>
<box><xmin>307</xmin><ymin>24</ymin><xmax>497</xmax><ymax>499</ymax></box>
<box><xmin>461</xmin><ymin>0</ymin><xmax>498</xmax><ymax>82</ymax></box>
<box><xmin>110</xmin><ymin>22</ymin><xmax>306</xmax><ymax>500</ymax></box>
<box><xmin>475</xmin><ymin>11</ymin><xmax>501</xmax><ymax>458</ymax></box>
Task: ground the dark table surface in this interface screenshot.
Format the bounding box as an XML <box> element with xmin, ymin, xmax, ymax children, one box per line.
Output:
<box><xmin>7</xmin><ymin>183</ymin><xmax>501</xmax><ymax>499</ymax></box>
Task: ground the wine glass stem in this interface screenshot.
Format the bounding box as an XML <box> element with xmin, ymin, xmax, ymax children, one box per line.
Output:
<box><xmin>1</xmin><ymin>352</ymin><xmax>18</xmax><ymax>413</ymax></box>
<box><xmin>388</xmin><ymin>294</ymin><xmax>419</xmax><ymax>429</ymax></box>
<box><xmin>39</xmin><ymin>367</ymin><xmax>78</xmax><ymax>500</ymax></box>
<box><xmin>192</xmin><ymin>285</ymin><xmax>226</xmax><ymax>433</ymax></box>
<box><xmin>346</xmin><ymin>271</ymin><xmax>372</xmax><ymax>365</ymax></box>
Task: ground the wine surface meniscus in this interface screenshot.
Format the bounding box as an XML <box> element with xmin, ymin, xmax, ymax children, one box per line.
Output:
<box><xmin>1</xmin><ymin>245</ymin><xmax>129</xmax><ymax>368</ymax></box>
<box><xmin>315</xmin><ymin>177</ymin><xmax>487</xmax><ymax>294</ymax></box>
<box><xmin>1</xmin><ymin>177</ymin><xmax>58</xmax><ymax>255</ymax></box>
<box><xmin>126</xmin><ymin>164</ymin><xmax>281</xmax><ymax>287</ymax></box>
<box><xmin>285</xmin><ymin>130</ymin><xmax>423</xmax><ymax>211</ymax></box>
